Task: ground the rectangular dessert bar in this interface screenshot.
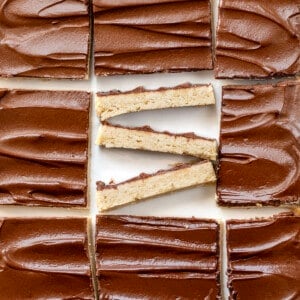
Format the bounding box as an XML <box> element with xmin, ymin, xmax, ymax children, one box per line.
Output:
<box><xmin>215</xmin><ymin>0</ymin><xmax>300</xmax><ymax>79</ymax></box>
<box><xmin>227</xmin><ymin>213</ymin><xmax>300</xmax><ymax>300</ymax></box>
<box><xmin>0</xmin><ymin>90</ymin><xmax>90</xmax><ymax>207</ymax></box>
<box><xmin>0</xmin><ymin>218</ymin><xmax>94</xmax><ymax>299</ymax></box>
<box><xmin>96</xmin><ymin>84</ymin><xmax>215</xmax><ymax>120</ymax></box>
<box><xmin>218</xmin><ymin>81</ymin><xmax>300</xmax><ymax>206</ymax></box>
<box><xmin>97</xmin><ymin>160</ymin><xmax>216</xmax><ymax>211</ymax></box>
<box><xmin>97</xmin><ymin>122</ymin><xmax>218</xmax><ymax>160</ymax></box>
<box><xmin>96</xmin><ymin>215</ymin><xmax>220</xmax><ymax>299</ymax></box>
<box><xmin>0</xmin><ymin>0</ymin><xmax>90</xmax><ymax>79</ymax></box>
<box><xmin>93</xmin><ymin>0</ymin><xmax>213</xmax><ymax>76</ymax></box>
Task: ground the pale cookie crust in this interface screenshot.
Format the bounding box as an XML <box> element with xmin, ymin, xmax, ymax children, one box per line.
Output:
<box><xmin>97</xmin><ymin>122</ymin><xmax>217</xmax><ymax>160</ymax></box>
<box><xmin>97</xmin><ymin>161</ymin><xmax>216</xmax><ymax>211</ymax></box>
<box><xmin>96</xmin><ymin>84</ymin><xmax>215</xmax><ymax>120</ymax></box>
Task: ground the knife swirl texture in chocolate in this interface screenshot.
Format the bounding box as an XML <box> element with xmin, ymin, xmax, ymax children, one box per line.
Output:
<box><xmin>96</xmin><ymin>215</ymin><xmax>220</xmax><ymax>299</ymax></box>
<box><xmin>0</xmin><ymin>0</ymin><xmax>90</xmax><ymax>79</ymax></box>
<box><xmin>218</xmin><ymin>81</ymin><xmax>300</xmax><ymax>206</ymax></box>
<box><xmin>0</xmin><ymin>218</ymin><xmax>94</xmax><ymax>299</ymax></box>
<box><xmin>227</xmin><ymin>214</ymin><xmax>300</xmax><ymax>300</ymax></box>
<box><xmin>93</xmin><ymin>0</ymin><xmax>213</xmax><ymax>76</ymax></box>
<box><xmin>0</xmin><ymin>90</ymin><xmax>90</xmax><ymax>207</ymax></box>
<box><xmin>215</xmin><ymin>0</ymin><xmax>300</xmax><ymax>78</ymax></box>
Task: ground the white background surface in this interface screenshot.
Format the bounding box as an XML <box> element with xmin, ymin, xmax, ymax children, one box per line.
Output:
<box><xmin>0</xmin><ymin>0</ymin><xmax>291</xmax><ymax>298</ymax></box>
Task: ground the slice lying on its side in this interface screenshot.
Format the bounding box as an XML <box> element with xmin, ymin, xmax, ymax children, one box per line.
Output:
<box><xmin>96</xmin><ymin>160</ymin><xmax>216</xmax><ymax>211</ymax></box>
<box><xmin>96</xmin><ymin>84</ymin><xmax>215</xmax><ymax>120</ymax></box>
<box><xmin>97</xmin><ymin>122</ymin><xmax>217</xmax><ymax>160</ymax></box>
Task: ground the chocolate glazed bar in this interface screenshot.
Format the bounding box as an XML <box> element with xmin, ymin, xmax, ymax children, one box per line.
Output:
<box><xmin>96</xmin><ymin>215</ymin><xmax>220</xmax><ymax>299</ymax></box>
<box><xmin>218</xmin><ymin>81</ymin><xmax>300</xmax><ymax>206</ymax></box>
<box><xmin>0</xmin><ymin>90</ymin><xmax>90</xmax><ymax>207</ymax></box>
<box><xmin>227</xmin><ymin>213</ymin><xmax>300</xmax><ymax>300</ymax></box>
<box><xmin>0</xmin><ymin>218</ymin><xmax>94</xmax><ymax>299</ymax></box>
<box><xmin>0</xmin><ymin>0</ymin><xmax>90</xmax><ymax>79</ymax></box>
<box><xmin>93</xmin><ymin>0</ymin><xmax>213</xmax><ymax>75</ymax></box>
<box><xmin>215</xmin><ymin>0</ymin><xmax>300</xmax><ymax>79</ymax></box>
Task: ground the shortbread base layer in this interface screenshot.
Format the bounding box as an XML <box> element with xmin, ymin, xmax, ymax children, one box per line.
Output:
<box><xmin>97</xmin><ymin>161</ymin><xmax>216</xmax><ymax>211</ymax></box>
<box><xmin>97</xmin><ymin>123</ymin><xmax>217</xmax><ymax>160</ymax></box>
<box><xmin>96</xmin><ymin>84</ymin><xmax>215</xmax><ymax>120</ymax></box>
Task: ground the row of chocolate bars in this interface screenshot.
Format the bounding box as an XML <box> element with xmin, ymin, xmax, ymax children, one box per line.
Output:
<box><xmin>0</xmin><ymin>212</ymin><xmax>299</xmax><ymax>299</ymax></box>
<box><xmin>1</xmin><ymin>80</ymin><xmax>298</xmax><ymax>209</ymax></box>
<box><xmin>0</xmin><ymin>0</ymin><xmax>298</xmax><ymax>79</ymax></box>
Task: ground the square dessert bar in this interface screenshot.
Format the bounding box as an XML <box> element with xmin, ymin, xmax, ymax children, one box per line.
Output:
<box><xmin>215</xmin><ymin>0</ymin><xmax>300</xmax><ymax>78</ymax></box>
<box><xmin>96</xmin><ymin>215</ymin><xmax>220</xmax><ymax>299</ymax></box>
<box><xmin>0</xmin><ymin>0</ymin><xmax>90</xmax><ymax>79</ymax></box>
<box><xmin>0</xmin><ymin>218</ymin><xmax>94</xmax><ymax>299</ymax></box>
<box><xmin>0</xmin><ymin>90</ymin><xmax>90</xmax><ymax>207</ymax></box>
<box><xmin>227</xmin><ymin>213</ymin><xmax>300</xmax><ymax>300</ymax></box>
<box><xmin>93</xmin><ymin>0</ymin><xmax>213</xmax><ymax>76</ymax></box>
<box><xmin>218</xmin><ymin>81</ymin><xmax>300</xmax><ymax>206</ymax></box>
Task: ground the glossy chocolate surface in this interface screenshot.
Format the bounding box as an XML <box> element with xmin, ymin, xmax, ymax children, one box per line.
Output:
<box><xmin>227</xmin><ymin>214</ymin><xmax>300</xmax><ymax>300</ymax></box>
<box><xmin>215</xmin><ymin>0</ymin><xmax>300</xmax><ymax>78</ymax></box>
<box><xmin>93</xmin><ymin>0</ymin><xmax>213</xmax><ymax>75</ymax></box>
<box><xmin>0</xmin><ymin>218</ymin><xmax>94</xmax><ymax>299</ymax></box>
<box><xmin>96</xmin><ymin>215</ymin><xmax>220</xmax><ymax>299</ymax></box>
<box><xmin>218</xmin><ymin>81</ymin><xmax>300</xmax><ymax>206</ymax></box>
<box><xmin>0</xmin><ymin>0</ymin><xmax>90</xmax><ymax>79</ymax></box>
<box><xmin>0</xmin><ymin>90</ymin><xmax>90</xmax><ymax>207</ymax></box>
<box><xmin>97</xmin><ymin>83</ymin><xmax>210</xmax><ymax>96</ymax></box>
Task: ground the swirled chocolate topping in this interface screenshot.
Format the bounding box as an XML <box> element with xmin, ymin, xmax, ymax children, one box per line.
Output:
<box><xmin>0</xmin><ymin>218</ymin><xmax>94</xmax><ymax>299</ymax></box>
<box><xmin>218</xmin><ymin>81</ymin><xmax>300</xmax><ymax>206</ymax></box>
<box><xmin>0</xmin><ymin>90</ymin><xmax>90</xmax><ymax>207</ymax></box>
<box><xmin>96</xmin><ymin>215</ymin><xmax>220</xmax><ymax>299</ymax></box>
<box><xmin>227</xmin><ymin>213</ymin><xmax>300</xmax><ymax>300</ymax></box>
<box><xmin>0</xmin><ymin>0</ymin><xmax>90</xmax><ymax>79</ymax></box>
<box><xmin>215</xmin><ymin>0</ymin><xmax>300</xmax><ymax>79</ymax></box>
<box><xmin>93</xmin><ymin>0</ymin><xmax>213</xmax><ymax>75</ymax></box>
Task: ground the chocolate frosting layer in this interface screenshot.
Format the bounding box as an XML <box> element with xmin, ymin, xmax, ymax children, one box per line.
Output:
<box><xmin>0</xmin><ymin>90</ymin><xmax>90</xmax><ymax>207</ymax></box>
<box><xmin>96</xmin><ymin>215</ymin><xmax>220</xmax><ymax>299</ymax></box>
<box><xmin>227</xmin><ymin>214</ymin><xmax>300</xmax><ymax>300</ymax></box>
<box><xmin>215</xmin><ymin>0</ymin><xmax>300</xmax><ymax>78</ymax></box>
<box><xmin>102</xmin><ymin>121</ymin><xmax>215</xmax><ymax>141</ymax></box>
<box><xmin>0</xmin><ymin>218</ymin><xmax>94</xmax><ymax>299</ymax></box>
<box><xmin>218</xmin><ymin>81</ymin><xmax>300</xmax><ymax>206</ymax></box>
<box><xmin>93</xmin><ymin>0</ymin><xmax>213</xmax><ymax>75</ymax></box>
<box><xmin>97</xmin><ymin>83</ymin><xmax>210</xmax><ymax>96</ymax></box>
<box><xmin>0</xmin><ymin>0</ymin><xmax>90</xmax><ymax>79</ymax></box>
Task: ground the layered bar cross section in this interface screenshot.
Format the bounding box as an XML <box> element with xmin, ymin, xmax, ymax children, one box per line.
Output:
<box><xmin>96</xmin><ymin>84</ymin><xmax>215</xmax><ymax>120</ymax></box>
<box><xmin>97</xmin><ymin>160</ymin><xmax>216</xmax><ymax>211</ymax></box>
<box><xmin>97</xmin><ymin>122</ymin><xmax>218</xmax><ymax>160</ymax></box>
